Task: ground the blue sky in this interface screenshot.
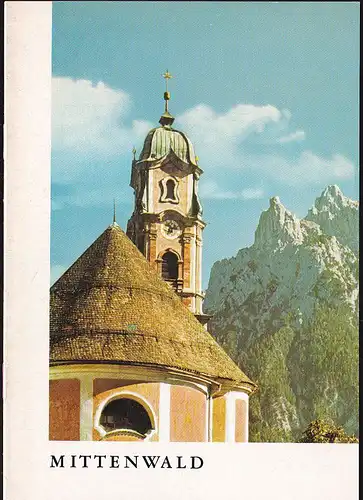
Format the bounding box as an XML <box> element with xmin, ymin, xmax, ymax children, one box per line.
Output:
<box><xmin>51</xmin><ymin>2</ymin><xmax>359</xmax><ymax>288</ymax></box>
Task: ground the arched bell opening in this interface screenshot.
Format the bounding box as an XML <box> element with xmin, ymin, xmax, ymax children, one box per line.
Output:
<box><xmin>99</xmin><ymin>397</ymin><xmax>154</xmax><ymax>439</ymax></box>
<box><xmin>160</xmin><ymin>250</ymin><xmax>180</xmax><ymax>290</ymax></box>
<box><xmin>162</xmin><ymin>251</ymin><xmax>178</xmax><ymax>280</ymax></box>
<box><xmin>159</xmin><ymin>176</ymin><xmax>180</xmax><ymax>204</ymax></box>
<box><xmin>166</xmin><ymin>179</ymin><xmax>177</xmax><ymax>201</ymax></box>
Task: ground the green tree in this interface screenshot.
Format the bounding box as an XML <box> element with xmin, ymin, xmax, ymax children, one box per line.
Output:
<box><xmin>247</xmin><ymin>326</ymin><xmax>297</xmax><ymax>442</ymax></box>
<box><xmin>291</xmin><ymin>304</ymin><xmax>358</xmax><ymax>433</ymax></box>
<box><xmin>300</xmin><ymin>418</ymin><xmax>358</xmax><ymax>443</ymax></box>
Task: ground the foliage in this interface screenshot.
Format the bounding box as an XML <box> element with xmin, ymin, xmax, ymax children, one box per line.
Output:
<box><xmin>290</xmin><ymin>304</ymin><xmax>359</xmax><ymax>432</ymax></box>
<box><xmin>299</xmin><ymin>418</ymin><xmax>359</xmax><ymax>443</ymax></box>
<box><xmin>212</xmin><ymin>303</ymin><xmax>359</xmax><ymax>442</ymax></box>
<box><xmin>246</xmin><ymin>326</ymin><xmax>298</xmax><ymax>442</ymax></box>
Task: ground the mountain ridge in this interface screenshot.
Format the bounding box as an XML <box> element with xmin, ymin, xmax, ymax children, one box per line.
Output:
<box><xmin>204</xmin><ymin>185</ymin><xmax>359</xmax><ymax>441</ymax></box>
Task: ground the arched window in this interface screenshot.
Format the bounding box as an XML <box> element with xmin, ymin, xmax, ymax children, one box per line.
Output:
<box><xmin>100</xmin><ymin>398</ymin><xmax>153</xmax><ymax>436</ymax></box>
<box><xmin>166</xmin><ymin>179</ymin><xmax>177</xmax><ymax>201</ymax></box>
<box><xmin>161</xmin><ymin>251</ymin><xmax>178</xmax><ymax>281</ymax></box>
<box><xmin>159</xmin><ymin>177</ymin><xmax>179</xmax><ymax>203</ymax></box>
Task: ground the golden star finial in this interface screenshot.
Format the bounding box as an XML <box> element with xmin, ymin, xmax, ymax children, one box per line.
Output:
<box><xmin>160</xmin><ymin>70</ymin><xmax>175</xmax><ymax>123</ymax></box>
<box><xmin>162</xmin><ymin>70</ymin><xmax>173</xmax><ymax>92</ymax></box>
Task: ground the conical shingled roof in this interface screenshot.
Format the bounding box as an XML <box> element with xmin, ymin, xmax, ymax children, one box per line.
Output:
<box><xmin>50</xmin><ymin>223</ymin><xmax>255</xmax><ymax>392</ymax></box>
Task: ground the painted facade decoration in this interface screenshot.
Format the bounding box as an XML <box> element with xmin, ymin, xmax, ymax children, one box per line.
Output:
<box><xmin>49</xmin><ymin>77</ymin><xmax>257</xmax><ymax>442</ymax></box>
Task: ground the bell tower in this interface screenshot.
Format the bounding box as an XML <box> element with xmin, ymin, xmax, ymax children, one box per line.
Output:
<box><xmin>127</xmin><ymin>71</ymin><xmax>210</xmax><ymax>325</ymax></box>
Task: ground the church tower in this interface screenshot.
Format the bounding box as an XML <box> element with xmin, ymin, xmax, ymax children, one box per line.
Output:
<box><xmin>127</xmin><ymin>72</ymin><xmax>209</xmax><ymax>325</ymax></box>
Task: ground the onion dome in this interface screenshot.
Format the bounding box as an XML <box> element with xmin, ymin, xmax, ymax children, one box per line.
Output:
<box><xmin>139</xmin><ymin>127</ymin><xmax>197</xmax><ymax>165</ymax></box>
<box><xmin>50</xmin><ymin>223</ymin><xmax>256</xmax><ymax>393</ymax></box>
<box><xmin>138</xmin><ymin>71</ymin><xmax>198</xmax><ymax>166</ymax></box>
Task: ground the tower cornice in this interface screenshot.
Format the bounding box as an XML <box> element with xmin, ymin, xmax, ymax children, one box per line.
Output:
<box><xmin>135</xmin><ymin>152</ymin><xmax>203</xmax><ymax>177</ymax></box>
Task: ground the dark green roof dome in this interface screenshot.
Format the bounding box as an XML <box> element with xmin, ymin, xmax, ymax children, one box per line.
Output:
<box><xmin>139</xmin><ymin>126</ymin><xmax>198</xmax><ymax>166</ymax></box>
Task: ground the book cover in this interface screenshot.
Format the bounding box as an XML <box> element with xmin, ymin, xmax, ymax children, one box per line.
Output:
<box><xmin>5</xmin><ymin>2</ymin><xmax>359</xmax><ymax>498</ymax></box>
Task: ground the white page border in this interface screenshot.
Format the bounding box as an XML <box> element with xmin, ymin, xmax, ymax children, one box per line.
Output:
<box><xmin>4</xmin><ymin>2</ymin><xmax>358</xmax><ymax>499</ymax></box>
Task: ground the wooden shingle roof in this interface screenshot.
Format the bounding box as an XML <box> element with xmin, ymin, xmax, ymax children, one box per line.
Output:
<box><xmin>50</xmin><ymin>223</ymin><xmax>256</xmax><ymax>392</ymax></box>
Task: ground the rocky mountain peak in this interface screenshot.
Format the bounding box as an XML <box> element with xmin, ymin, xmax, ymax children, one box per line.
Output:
<box><xmin>305</xmin><ymin>185</ymin><xmax>358</xmax><ymax>252</ymax></box>
<box><xmin>323</xmin><ymin>184</ymin><xmax>343</xmax><ymax>197</ymax></box>
<box><xmin>313</xmin><ymin>184</ymin><xmax>349</xmax><ymax>211</ymax></box>
<box><xmin>270</xmin><ymin>195</ymin><xmax>281</xmax><ymax>206</ymax></box>
<box><xmin>254</xmin><ymin>196</ymin><xmax>303</xmax><ymax>249</ymax></box>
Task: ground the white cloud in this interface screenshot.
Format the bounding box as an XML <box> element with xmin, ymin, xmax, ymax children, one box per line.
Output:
<box><xmin>178</xmin><ymin>103</ymin><xmax>287</xmax><ymax>166</ymax></box>
<box><xmin>178</xmin><ymin>103</ymin><xmax>354</xmax><ymax>185</ymax></box>
<box><xmin>241</xmin><ymin>187</ymin><xmax>265</xmax><ymax>200</ymax></box>
<box><xmin>251</xmin><ymin>150</ymin><xmax>355</xmax><ymax>186</ymax></box>
<box><xmin>200</xmin><ymin>180</ymin><xmax>264</xmax><ymax>200</ymax></box>
<box><xmin>51</xmin><ymin>79</ymin><xmax>355</xmax><ymax>192</ymax></box>
<box><xmin>277</xmin><ymin>130</ymin><xmax>306</xmax><ymax>144</ymax></box>
<box><xmin>179</xmin><ymin>103</ymin><xmax>283</xmax><ymax>141</ymax></box>
<box><xmin>178</xmin><ymin>103</ymin><xmax>305</xmax><ymax>160</ymax></box>
<box><xmin>52</xmin><ymin>77</ymin><xmax>151</xmax><ymax>156</ymax></box>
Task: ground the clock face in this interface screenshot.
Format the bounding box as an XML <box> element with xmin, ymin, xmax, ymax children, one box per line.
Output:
<box><xmin>162</xmin><ymin>219</ymin><xmax>181</xmax><ymax>239</ymax></box>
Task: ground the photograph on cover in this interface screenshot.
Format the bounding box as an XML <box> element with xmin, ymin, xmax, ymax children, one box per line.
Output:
<box><xmin>49</xmin><ymin>2</ymin><xmax>359</xmax><ymax>443</ymax></box>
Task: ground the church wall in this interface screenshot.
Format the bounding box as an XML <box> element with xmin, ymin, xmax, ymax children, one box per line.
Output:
<box><xmin>195</xmin><ymin>238</ymin><xmax>203</xmax><ymax>313</ymax></box>
<box><xmin>93</xmin><ymin>378</ymin><xmax>140</xmax><ymax>395</ymax></box>
<box><xmin>49</xmin><ymin>379</ymin><xmax>80</xmax><ymax>441</ymax></box>
<box><xmin>187</xmin><ymin>173</ymin><xmax>194</xmax><ymax>213</ymax></box>
<box><xmin>170</xmin><ymin>385</ymin><xmax>206</xmax><ymax>442</ymax></box>
<box><xmin>190</xmin><ymin>227</ymin><xmax>196</xmax><ymax>293</ymax></box>
<box><xmin>212</xmin><ymin>392</ymin><xmax>249</xmax><ymax>443</ymax></box>
<box><xmin>212</xmin><ymin>394</ymin><xmax>226</xmax><ymax>442</ymax></box>
<box><xmin>50</xmin><ymin>365</ymin><xmax>242</xmax><ymax>443</ymax></box>
<box><xmin>148</xmin><ymin>231</ymin><xmax>157</xmax><ymax>270</ymax></box>
<box><xmin>182</xmin><ymin>235</ymin><xmax>192</xmax><ymax>289</ymax></box>
<box><xmin>235</xmin><ymin>398</ymin><xmax>248</xmax><ymax>443</ymax></box>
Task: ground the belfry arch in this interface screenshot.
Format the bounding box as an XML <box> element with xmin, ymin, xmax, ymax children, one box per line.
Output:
<box><xmin>161</xmin><ymin>251</ymin><xmax>178</xmax><ymax>281</ymax></box>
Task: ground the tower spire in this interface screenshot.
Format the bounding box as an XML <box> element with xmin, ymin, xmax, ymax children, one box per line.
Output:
<box><xmin>113</xmin><ymin>198</ymin><xmax>116</xmax><ymax>224</ymax></box>
<box><xmin>162</xmin><ymin>70</ymin><xmax>172</xmax><ymax>112</ymax></box>
<box><xmin>159</xmin><ymin>70</ymin><xmax>175</xmax><ymax>127</ymax></box>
